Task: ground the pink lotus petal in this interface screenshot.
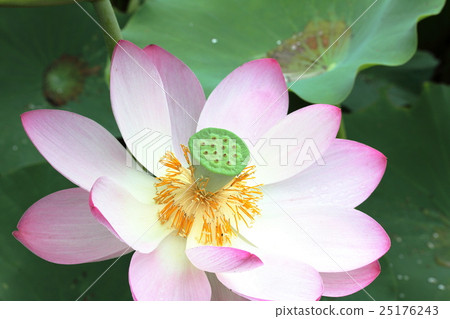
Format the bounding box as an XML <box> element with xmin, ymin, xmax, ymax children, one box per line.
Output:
<box><xmin>21</xmin><ymin>110</ymin><xmax>127</xmax><ymax>191</ymax></box>
<box><xmin>111</xmin><ymin>41</ymin><xmax>205</xmax><ymax>175</ymax></box>
<box><xmin>111</xmin><ymin>40</ymin><xmax>170</xmax><ymax>176</ymax></box>
<box><xmin>217</xmin><ymin>256</ymin><xmax>323</xmax><ymax>300</ymax></box>
<box><xmin>186</xmin><ymin>246</ymin><xmax>263</xmax><ymax>273</ymax></box>
<box><xmin>240</xmin><ymin>202</ymin><xmax>390</xmax><ymax>272</ymax></box>
<box><xmin>90</xmin><ymin>176</ymin><xmax>172</xmax><ymax>253</ymax></box>
<box><xmin>143</xmin><ymin>45</ymin><xmax>205</xmax><ymax>163</ymax></box>
<box><xmin>13</xmin><ymin>188</ymin><xmax>129</xmax><ymax>264</ymax></box>
<box><xmin>254</xmin><ymin>104</ymin><xmax>341</xmax><ymax>185</ymax></box>
<box><xmin>185</xmin><ymin>222</ymin><xmax>263</xmax><ymax>273</ymax></box>
<box><xmin>197</xmin><ymin>59</ymin><xmax>288</xmax><ymax>144</ymax></box>
<box><xmin>129</xmin><ymin>235</ymin><xmax>211</xmax><ymax>301</ymax></box>
<box><xmin>321</xmin><ymin>261</ymin><xmax>381</xmax><ymax>297</ymax></box>
<box><xmin>264</xmin><ymin>139</ymin><xmax>387</xmax><ymax>208</ymax></box>
<box><xmin>207</xmin><ymin>273</ymin><xmax>248</xmax><ymax>301</ymax></box>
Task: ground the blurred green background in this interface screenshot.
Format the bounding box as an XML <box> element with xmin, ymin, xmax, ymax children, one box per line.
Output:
<box><xmin>0</xmin><ymin>0</ymin><xmax>449</xmax><ymax>300</ymax></box>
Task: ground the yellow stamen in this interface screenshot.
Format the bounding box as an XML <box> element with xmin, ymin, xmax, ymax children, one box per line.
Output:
<box><xmin>154</xmin><ymin>145</ymin><xmax>262</xmax><ymax>246</ymax></box>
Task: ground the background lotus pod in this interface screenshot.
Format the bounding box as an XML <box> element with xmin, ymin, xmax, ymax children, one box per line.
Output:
<box><xmin>0</xmin><ymin>4</ymin><xmax>118</xmax><ymax>174</ymax></box>
<box><xmin>1</xmin><ymin>0</ymin><xmax>449</xmax><ymax>302</ymax></box>
<box><xmin>123</xmin><ymin>0</ymin><xmax>445</xmax><ymax>104</ymax></box>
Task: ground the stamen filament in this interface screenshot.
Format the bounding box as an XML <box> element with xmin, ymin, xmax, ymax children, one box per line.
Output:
<box><xmin>154</xmin><ymin>146</ymin><xmax>262</xmax><ymax>246</ymax></box>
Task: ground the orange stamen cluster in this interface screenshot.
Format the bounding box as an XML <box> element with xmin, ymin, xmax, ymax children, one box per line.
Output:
<box><xmin>154</xmin><ymin>145</ymin><xmax>262</xmax><ymax>246</ymax></box>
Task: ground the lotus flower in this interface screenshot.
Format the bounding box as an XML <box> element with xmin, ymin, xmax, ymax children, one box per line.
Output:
<box><xmin>13</xmin><ymin>40</ymin><xmax>390</xmax><ymax>301</ymax></box>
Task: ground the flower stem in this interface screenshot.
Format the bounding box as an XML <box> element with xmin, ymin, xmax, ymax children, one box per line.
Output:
<box><xmin>92</xmin><ymin>0</ymin><xmax>122</xmax><ymax>58</ymax></box>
